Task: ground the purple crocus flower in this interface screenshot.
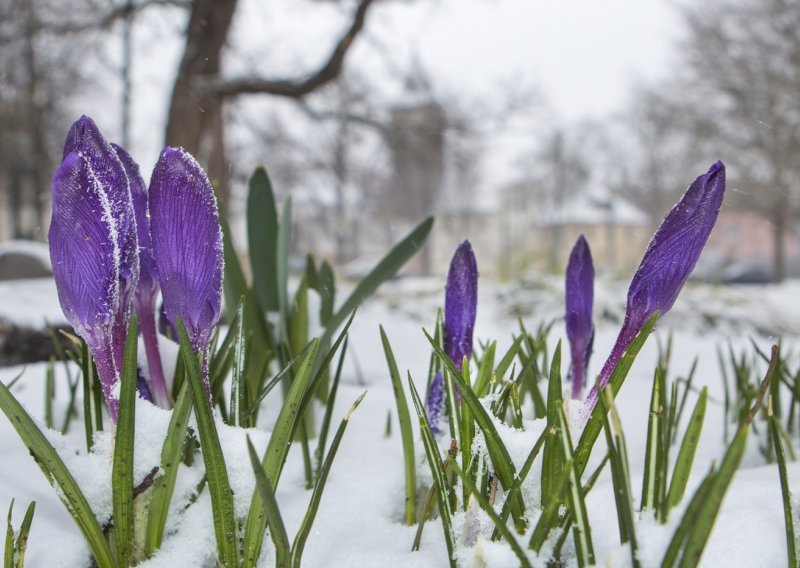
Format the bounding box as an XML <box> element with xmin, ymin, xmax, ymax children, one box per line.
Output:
<box><xmin>426</xmin><ymin>371</ymin><xmax>445</xmax><ymax>435</ymax></box>
<box><xmin>585</xmin><ymin>161</ymin><xmax>726</xmax><ymax>413</ymax></box>
<box><xmin>149</xmin><ymin>147</ymin><xmax>223</xmax><ymax>396</ymax></box>
<box><xmin>444</xmin><ymin>241</ymin><xmax>478</xmax><ymax>372</ymax></box>
<box><xmin>113</xmin><ymin>143</ymin><xmax>171</xmax><ymax>408</ymax></box>
<box><xmin>50</xmin><ymin>116</ymin><xmax>139</xmax><ymax>422</ymax></box>
<box><xmin>566</xmin><ymin>235</ymin><xmax>594</xmax><ymax>400</ymax></box>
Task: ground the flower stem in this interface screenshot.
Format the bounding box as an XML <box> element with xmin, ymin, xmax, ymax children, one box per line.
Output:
<box><xmin>141</xmin><ymin>308</ymin><xmax>171</xmax><ymax>408</ymax></box>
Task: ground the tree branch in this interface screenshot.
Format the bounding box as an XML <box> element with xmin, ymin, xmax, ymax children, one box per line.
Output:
<box><xmin>294</xmin><ymin>99</ymin><xmax>389</xmax><ymax>136</ymax></box>
<box><xmin>214</xmin><ymin>0</ymin><xmax>376</xmax><ymax>99</ymax></box>
<box><xmin>42</xmin><ymin>0</ymin><xmax>191</xmax><ymax>35</ymax></box>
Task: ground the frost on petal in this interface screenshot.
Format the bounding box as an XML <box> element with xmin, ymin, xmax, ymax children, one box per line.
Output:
<box><xmin>113</xmin><ymin>142</ymin><xmax>158</xmax><ymax>302</ymax></box>
<box><xmin>63</xmin><ymin>116</ymin><xmax>139</xmax><ymax>315</ymax></box>
<box><xmin>625</xmin><ymin>161</ymin><xmax>726</xmax><ymax>333</ymax></box>
<box><xmin>584</xmin><ymin>161</ymin><xmax>726</xmax><ymax>414</ymax></box>
<box><xmin>565</xmin><ymin>235</ymin><xmax>594</xmax><ymax>398</ymax></box>
<box><xmin>149</xmin><ymin>147</ymin><xmax>223</xmax><ymax>351</ymax></box>
<box><xmin>444</xmin><ymin>241</ymin><xmax>478</xmax><ymax>371</ymax></box>
<box><xmin>49</xmin><ymin>152</ymin><xmax>119</xmax><ymax>343</ymax></box>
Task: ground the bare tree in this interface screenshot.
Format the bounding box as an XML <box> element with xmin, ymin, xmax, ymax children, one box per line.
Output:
<box><xmin>606</xmin><ymin>86</ymin><xmax>709</xmax><ymax>231</ymax></box>
<box><xmin>164</xmin><ymin>0</ymin><xmax>379</xmax><ymax>204</ymax></box>
<box><xmin>0</xmin><ymin>0</ymin><xmax>86</xmax><ymax>239</ymax></box>
<box><xmin>675</xmin><ymin>0</ymin><xmax>800</xmax><ymax>281</ymax></box>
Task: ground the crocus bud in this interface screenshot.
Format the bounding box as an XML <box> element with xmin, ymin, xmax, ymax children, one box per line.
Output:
<box><xmin>585</xmin><ymin>161</ymin><xmax>726</xmax><ymax>413</ymax></box>
<box><xmin>566</xmin><ymin>235</ymin><xmax>594</xmax><ymax>400</ymax></box>
<box><xmin>444</xmin><ymin>241</ymin><xmax>478</xmax><ymax>372</ymax></box>
<box><xmin>49</xmin><ymin>116</ymin><xmax>139</xmax><ymax>422</ymax></box>
<box><xmin>149</xmin><ymin>147</ymin><xmax>223</xmax><ymax>371</ymax></box>
<box><xmin>114</xmin><ymin>143</ymin><xmax>170</xmax><ymax>407</ymax></box>
<box><xmin>62</xmin><ymin>116</ymin><xmax>140</xmax><ymax>317</ymax></box>
<box><xmin>426</xmin><ymin>371</ymin><xmax>444</xmax><ymax>435</ymax></box>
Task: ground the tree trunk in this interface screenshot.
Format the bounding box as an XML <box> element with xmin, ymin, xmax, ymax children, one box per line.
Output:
<box><xmin>164</xmin><ymin>0</ymin><xmax>237</xmax><ymax>204</ymax></box>
<box><xmin>772</xmin><ymin>206</ymin><xmax>786</xmax><ymax>283</ymax></box>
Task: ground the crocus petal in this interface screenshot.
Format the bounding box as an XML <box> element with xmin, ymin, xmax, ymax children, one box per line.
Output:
<box><xmin>113</xmin><ymin>143</ymin><xmax>158</xmax><ymax>301</ymax></box>
<box><xmin>427</xmin><ymin>371</ymin><xmax>444</xmax><ymax>436</ymax></box>
<box><xmin>444</xmin><ymin>241</ymin><xmax>478</xmax><ymax>371</ymax></box>
<box><xmin>149</xmin><ymin>147</ymin><xmax>223</xmax><ymax>353</ymax></box>
<box><xmin>625</xmin><ymin>161</ymin><xmax>726</xmax><ymax>332</ymax></box>
<box><xmin>565</xmin><ymin>235</ymin><xmax>594</xmax><ymax>399</ymax></box>
<box><xmin>50</xmin><ymin>151</ymin><xmax>128</xmax><ymax>420</ymax></box>
<box><xmin>584</xmin><ymin>161</ymin><xmax>725</xmax><ymax>413</ymax></box>
<box><xmin>50</xmin><ymin>152</ymin><xmax>120</xmax><ymax>342</ymax></box>
<box><xmin>63</xmin><ymin>115</ymin><xmax>139</xmax><ymax>313</ymax></box>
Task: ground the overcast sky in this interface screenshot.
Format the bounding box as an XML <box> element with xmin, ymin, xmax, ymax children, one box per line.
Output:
<box><xmin>104</xmin><ymin>0</ymin><xmax>683</xmax><ymax>187</ymax></box>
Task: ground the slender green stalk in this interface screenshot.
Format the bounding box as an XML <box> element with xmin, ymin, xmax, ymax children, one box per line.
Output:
<box><xmin>408</xmin><ymin>377</ymin><xmax>456</xmax><ymax>567</ymax></box>
<box><xmin>176</xmin><ymin>319</ymin><xmax>239</xmax><ymax>567</ymax></box>
<box><xmin>291</xmin><ymin>392</ymin><xmax>366</xmax><ymax>568</ymax></box>
<box><xmin>112</xmin><ymin>317</ymin><xmax>139</xmax><ymax>566</ymax></box>
<box><xmin>768</xmin><ymin>402</ymin><xmax>797</xmax><ymax>568</ymax></box>
<box><xmin>246</xmin><ymin>437</ymin><xmax>290</xmax><ymax>568</ymax></box>
<box><xmin>380</xmin><ymin>326</ymin><xmax>416</xmax><ymax>525</ymax></box>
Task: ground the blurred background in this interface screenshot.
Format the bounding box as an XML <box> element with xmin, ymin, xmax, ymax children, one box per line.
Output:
<box><xmin>0</xmin><ymin>0</ymin><xmax>797</xmax><ymax>284</ymax></box>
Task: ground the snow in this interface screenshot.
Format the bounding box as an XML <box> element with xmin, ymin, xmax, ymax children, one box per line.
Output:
<box><xmin>0</xmin><ymin>240</ymin><xmax>52</xmax><ymax>269</ymax></box>
<box><xmin>0</xmin><ymin>277</ymin><xmax>799</xmax><ymax>566</ymax></box>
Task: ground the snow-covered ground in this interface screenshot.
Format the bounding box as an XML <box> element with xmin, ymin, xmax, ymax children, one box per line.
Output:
<box><xmin>1</xmin><ymin>276</ymin><xmax>798</xmax><ymax>567</ymax></box>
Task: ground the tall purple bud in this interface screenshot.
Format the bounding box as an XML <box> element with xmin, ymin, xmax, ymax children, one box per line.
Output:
<box><xmin>566</xmin><ymin>235</ymin><xmax>594</xmax><ymax>400</ymax></box>
<box><xmin>585</xmin><ymin>161</ymin><xmax>726</xmax><ymax>413</ymax></box>
<box><xmin>50</xmin><ymin>116</ymin><xmax>139</xmax><ymax>422</ymax></box>
<box><xmin>149</xmin><ymin>147</ymin><xmax>223</xmax><ymax>397</ymax></box>
<box><xmin>113</xmin><ymin>143</ymin><xmax>170</xmax><ymax>408</ymax></box>
<box><xmin>444</xmin><ymin>241</ymin><xmax>478</xmax><ymax>372</ymax></box>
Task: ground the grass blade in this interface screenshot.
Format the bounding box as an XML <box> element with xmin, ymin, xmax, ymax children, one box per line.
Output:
<box><xmin>666</xmin><ymin>387</ymin><xmax>707</xmax><ymax>513</ymax></box>
<box><xmin>769</xmin><ymin>402</ymin><xmax>797</xmax><ymax>568</ymax></box>
<box><xmin>292</xmin><ymin>392</ymin><xmax>367</xmax><ymax>567</ymax></box>
<box><xmin>80</xmin><ymin>341</ymin><xmax>94</xmax><ymax>452</ymax></box>
<box><xmin>230</xmin><ymin>297</ymin><xmax>247</xmax><ymax>427</ymax></box>
<box><xmin>315</xmin><ymin>335</ymin><xmax>348</xmax><ymax>474</ymax></box>
<box><xmin>598</xmin><ymin>382</ymin><xmax>638</xmax><ymax>565</ymax></box>
<box><xmin>669</xmin><ymin>345</ymin><xmax>777</xmax><ymax>567</ymax></box>
<box><xmin>5</xmin><ymin>500</ymin><xmax>13</xmax><ymax>568</ymax></box>
<box><xmin>242</xmin><ymin>339</ymin><xmax>320</xmax><ymax>568</ymax></box>
<box><xmin>247</xmin><ymin>166</ymin><xmax>280</xmax><ymax>313</ymax></box>
<box><xmin>15</xmin><ymin>501</ymin><xmax>35</xmax><ymax>568</ymax></box>
<box><xmin>145</xmin><ymin>379</ymin><xmax>193</xmax><ymax>555</ymax></box>
<box><xmin>112</xmin><ymin>317</ymin><xmax>139</xmax><ymax>566</ymax></box>
<box><xmin>528</xmin><ymin>459</ymin><xmax>572</xmax><ymax>552</ymax></box>
<box><xmin>641</xmin><ymin>367</ymin><xmax>665</xmax><ymax>514</ymax></box>
<box><xmin>176</xmin><ymin>319</ymin><xmax>239</xmax><ymax>567</ymax></box>
<box><xmin>324</xmin><ymin>217</ymin><xmax>433</xmax><ymax>339</ymax></box>
<box><xmin>219</xmin><ymin>208</ymin><xmax>275</xmax><ymax>415</ymax></box>
<box><xmin>492</xmin><ymin>427</ymin><xmax>547</xmax><ymax>540</ymax></box>
<box><xmin>452</xmin><ymin>463</ymin><xmax>533</xmax><ymax>568</ymax></box>
<box><xmin>575</xmin><ymin>313</ymin><xmax>659</xmax><ymax>476</ymax></box>
<box><xmin>542</xmin><ymin>341</ymin><xmax>564</xmax><ymax>511</ymax></box>
<box><xmin>0</xmin><ymin>382</ymin><xmax>114</xmax><ymax>566</ymax></box>
<box><xmin>408</xmin><ymin>376</ymin><xmax>456</xmax><ymax>568</ymax></box>
<box><xmin>380</xmin><ymin>326</ymin><xmax>416</xmax><ymax>525</ymax></box>
<box><xmin>557</xmin><ymin>404</ymin><xmax>595</xmax><ymax>567</ymax></box>
<box><xmin>423</xmin><ymin>329</ymin><xmax>526</xmax><ymax>530</ymax></box>
<box><xmin>246</xmin><ymin>436</ymin><xmax>290</xmax><ymax>568</ymax></box>
<box><xmin>276</xmin><ymin>196</ymin><xmax>293</xmax><ymax>342</ymax></box>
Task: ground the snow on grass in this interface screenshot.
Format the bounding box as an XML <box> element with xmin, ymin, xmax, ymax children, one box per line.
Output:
<box><xmin>0</xmin><ymin>278</ymin><xmax>799</xmax><ymax>566</ymax></box>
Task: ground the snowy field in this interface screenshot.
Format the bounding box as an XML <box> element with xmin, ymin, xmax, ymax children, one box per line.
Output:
<box><xmin>1</xmin><ymin>275</ymin><xmax>799</xmax><ymax>567</ymax></box>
